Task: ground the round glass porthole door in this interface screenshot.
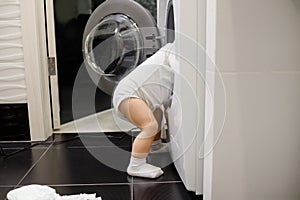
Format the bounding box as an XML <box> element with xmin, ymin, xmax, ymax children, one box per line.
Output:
<box><xmin>84</xmin><ymin>14</ymin><xmax>143</xmax><ymax>95</ymax></box>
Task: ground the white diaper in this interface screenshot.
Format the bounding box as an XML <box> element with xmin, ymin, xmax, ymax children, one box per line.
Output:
<box><xmin>112</xmin><ymin>43</ymin><xmax>175</xmax><ymax>121</ymax></box>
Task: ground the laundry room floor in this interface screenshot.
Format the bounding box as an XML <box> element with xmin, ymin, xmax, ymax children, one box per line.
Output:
<box><xmin>0</xmin><ymin>132</ymin><xmax>202</xmax><ymax>200</ymax></box>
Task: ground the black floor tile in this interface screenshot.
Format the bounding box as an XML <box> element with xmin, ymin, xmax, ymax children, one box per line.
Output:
<box><xmin>1</xmin><ymin>133</ymin><xmax>202</xmax><ymax>200</ymax></box>
<box><xmin>134</xmin><ymin>182</ymin><xmax>202</xmax><ymax>200</ymax></box>
<box><xmin>0</xmin><ymin>142</ymin><xmax>32</xmax><ymax>149</ymax></box>
<box><xmin>0</xmin><ymin>134</ymin><xmax>55</xmax><ymax>149</ymax></box>
<box><xmin>53</xmin><ymin>184</ymin><xmax>131</xmax><ymax>200</ymax></box>
<box><xmin>0</xmin><ymin>149</ymin><xmax>46</xmax><ymax>185</ymax></box>
<box><xmin>0</xmin><ymin>140</ymin><xmax>52</xmax><ymax>149</ymax></box>
<box><xmin>51</xmin><ymin>132</ymin><xmax>132</xmax><ymax>149</ymax></box>
<box><xmin>20</xmin><ymin>146</ymin><xmax>132</xmax><ymax>185</ymax></box>
<box><xmin>0</xmin><ymin>187</ymin><xmax>13</xmax><ymax>200</ymax></box>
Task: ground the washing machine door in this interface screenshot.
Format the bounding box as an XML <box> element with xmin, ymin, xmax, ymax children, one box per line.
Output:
<box><xmin>83</xmin><ymin>0</ymin><xmax>161</xmax><ymax>95</ymax></box>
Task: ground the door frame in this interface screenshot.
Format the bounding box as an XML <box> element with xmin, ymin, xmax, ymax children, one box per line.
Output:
<box><xmin>203</xmin><ymin>0</ymin><xmax>217</xmax><ymax>199</ymax></box>
<box><xmin>20</xmin><ymin>0</ymin><xmax>52</xmax><ymax>141</ymax></box>
<box><xmin>45</xmin><ymin>0</ymin><xmax>60</xmax><ymax>129</ymax></box>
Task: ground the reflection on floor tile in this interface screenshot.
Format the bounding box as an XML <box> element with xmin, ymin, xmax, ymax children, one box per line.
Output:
<box><xmin>20</xmin><ymin>147</ymin><xmax>131</xmax><ymax>185</ymax></box>
<box><xmin>56</xmin><ymin>109</ymin><xmax>135</xmax><ymax>133</ymax></box>
<box><xmin>0</xmin><ymin>149</ymin><xmax>46</xmax><ymax>185</ymax></box>
<box><xmin>53</xmin><ymin>184</ymin><xmax>131</xmax><ymax>200</ymax></box>
<box><xmin>134</xmin><ymin>182</ymin><xmax>202</xmax><ymax>200</ymax></box>
<box><xmin>51</xmin><ymin>132</ymin><xmax>132</xmax><ymax>149</ymax></box>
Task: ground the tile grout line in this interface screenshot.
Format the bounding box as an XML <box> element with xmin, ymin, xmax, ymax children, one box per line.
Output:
<box><xmin>133</xmin><ymin>180</ymin><xmax>182</xmax><ymax>185</ymax></box>
<box><xmin>131</xmin><ymin>176</ymin><xmax>134</xmax><ymax>200</ymax></box>
<box><xmin>66</xmin><ymin>145</ymin><xmax>132</xmax><ymax>149</ymax></box>
<box><xmin>15</xmin><ymin>180</ymin><xmax>183</xmax><ymax>187</ymax></box>
<box><xmin>0</xmin><ymin>185</ymin><xmax>18</xmax><ymax>188</ymax></box>
<box><xmin>0</xmin><ymin>147</ymin><xmax>49</xmax><ymax>150</ymax></box>
<box><xmin>13</xmin><ymin>141</ymin><xmax>54</xmax><ymax>189</ymax></box>
<box><xmin>19</xmin><ymin>183</ymin><xmax>133</xmax><ymax>187</ymax></box>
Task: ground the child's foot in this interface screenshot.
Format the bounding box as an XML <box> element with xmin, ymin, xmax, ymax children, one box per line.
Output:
<box><xmin>127</xmin><ymin>156</ymin><xmax>163</xmax><ymax>178</ymax></box>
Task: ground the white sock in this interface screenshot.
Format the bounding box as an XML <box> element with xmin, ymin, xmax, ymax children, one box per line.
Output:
<box><xmin>150</xmin><ymin>140</ymin><xmax>169</xmax><ymax>153</ymax></box>
<box><xmin>127</xmin><ymin>156</ymin><xmax>164</xmax><ymax>178</ymax></box>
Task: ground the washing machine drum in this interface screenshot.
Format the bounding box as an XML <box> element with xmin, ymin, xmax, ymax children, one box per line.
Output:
<box><xmin>82</xmin><ymin>0</ymin><xmax>161</xmax><ymax>96</ymax></box>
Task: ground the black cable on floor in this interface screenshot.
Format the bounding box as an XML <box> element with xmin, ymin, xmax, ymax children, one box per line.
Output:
<box><xmin>0</xmin><ymin>145</ymin><xmax>6</xmax><ymax>156</ymax></box>
<box><xmin>0</xmin><ymin>136</ymin><xmax>80</xmax><ymax>159</ymax></box>
<box><xmin>0</xmin><ymin>132</ymin><xmax>130</xmax><ymax>159</ymax></box>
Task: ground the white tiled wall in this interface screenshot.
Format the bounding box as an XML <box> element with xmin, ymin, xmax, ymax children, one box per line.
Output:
<box><xmin>212</xmin><ymin>0</ymin><xmax>300</xmax><ymax>199</ymax></box>
<box><xmin>0</xmin><ymin>0</ymin><xmax>26</xmax><ymax>103</ymax></box>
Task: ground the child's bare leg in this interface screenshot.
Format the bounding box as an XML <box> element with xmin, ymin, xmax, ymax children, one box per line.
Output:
<box><xmin>118</xmin><ymin>98</ymin><xmax>164</xmax><ymax>178</ymax></box>
<box><xmin>153</xmin><ymin>107</ymin><xmax>163</xmax><ymax>141</ymax></box>
<box><xmin>119</xmin><ymin>98</ymin><xmax>157</xmax><ymax>157</ymax></box>
<box><xmin>150</xmin><ymin>107</ymin><xmax>169</xmax><ymax>153</ymax></box>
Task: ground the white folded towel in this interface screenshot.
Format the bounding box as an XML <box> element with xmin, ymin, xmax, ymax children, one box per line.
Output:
<box><xmin>7</xmin><ymin>184</ymin><xmax>102</xmax><ymax>200</ymax></box>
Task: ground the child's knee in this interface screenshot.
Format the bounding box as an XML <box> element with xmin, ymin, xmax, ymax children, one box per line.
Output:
<box><xmin>139</xmin><ymin>120</ymin><xmax>159</xmax><ymax>139</ymax></box>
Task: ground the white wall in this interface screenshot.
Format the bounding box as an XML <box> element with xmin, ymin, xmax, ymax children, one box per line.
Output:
<box><xmin>211</xmin><ymin>0</ymin><xmax>300</xmax><ymax>199</ymax></box>
<box><xmin>0</xmin><ymin>0</ymin><xmax>26</xmax><ymax>103</ymax></box>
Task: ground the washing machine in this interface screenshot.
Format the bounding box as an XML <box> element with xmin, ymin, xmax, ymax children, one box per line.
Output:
<box><xmin>82</xmin><ymin>0</ymin><xmax>203</xmax><ymax>195</ymax></box>
<box><xmin>82</xmin><ymin>0</ymin><xmax>175</xmax><ymax>95</ymax></box>
<box><xmin>82</xmin><ymin>0</ymin><xmax>203</xmax><ymax>194</ymax></box>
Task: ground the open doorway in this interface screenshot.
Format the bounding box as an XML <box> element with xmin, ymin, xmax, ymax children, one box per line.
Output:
<box><xmin>47</xmin><ymin>0</ymin><xmax>158</xmax><ymax>131</ymax></box>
